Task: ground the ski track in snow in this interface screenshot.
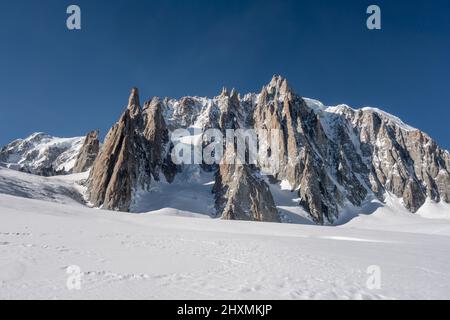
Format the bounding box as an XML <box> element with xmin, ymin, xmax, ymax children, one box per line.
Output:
<box><xmin>1</xmin><ymin>168</ymin><xmax>450</xmax><ymax>299</ymax></box>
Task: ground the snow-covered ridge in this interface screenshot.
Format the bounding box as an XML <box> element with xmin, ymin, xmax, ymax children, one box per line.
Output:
<box><xmin>0</xmin><ymin>132</ymin><xmax>84</xmax><ymax>176</ymax></box>
<box><xmin>159</xmin><ymin>90</ymin><xmax>419</xmax><ymax>140</ymax></box>
<box><xmin>303</xmin><ymin>98</ymin><xmax>417</xmax><ymax>132</ymax></box>
<box><xmin>361</xmin><ymin>107</ymin><xmax>416</xmax><ymax>131</ymax></box>
<box><xmin>159</xmin><ymin>92</ymin><xmax>258</xmax><ymax>130</ymax></box>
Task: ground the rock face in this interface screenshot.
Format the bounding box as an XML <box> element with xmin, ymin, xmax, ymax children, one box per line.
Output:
<box><xmin>213</xmin><ymin>148</ymin><xmax>280</xmax><ymax>222</ymax></box>
<box><xmin>214</xmin><ymin>164</ymin><xmax>280</xmax><ymax>222</ymax></box>
<box><xmin>72</xmin><ymin>130</ymin><xmax>100</xmax><ymax>173</ymax></box>
<box><xmin>143</xmin><ymin>97</ymin><xmax>174</xmax><ymax>182</ymax></box>
<box><xmin>0</xmin><ymin>133</ymin><xmax>84</xmax><ymax>176</ymax></box>
<box><xmin>87</xmin><ymin>88</ymin><xmax>152</xmax><ymax>211</ymax></box>
<box><xmin>84</xmin><ymin>77</ymin><xmax>450</xmax><ymax>224</ymax></box>
<box><xmin>245</xmin><ymin>76</ymin><xmax>449</xmax><ymax>223</ymax></box>
<box><xmin>87</xmin><ymin>88</ymin><xmax>172</xmax><ymax>211</ymax></box>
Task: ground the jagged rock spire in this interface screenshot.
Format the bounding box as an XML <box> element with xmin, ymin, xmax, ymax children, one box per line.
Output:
<box><xmin>73</xmin><ymin>130</ymin><xmax>100</xmax><ymax>173</ymax></box>
<box><xmin>266</xmin><ymin>75</ymin><xmax>290</xmax><ymax>96</ymax></box>
<box><xmin>143</xmin><ymin>97</ymin><xmax>173</xmax><ymax>181</ymax></box>
<box><xmin>87</xmin><ymin>89</ymin><xmax>151</xmax><ymax>212</ymax></box>
<box><xmin>214</xmin><ymin>147</ymin><xmax>280</xmax><ymax>222</ymax></box>
<box><xmin>128</xmin><ymin>87</ymin><xmax>140</xmax><ymax>109</ymax></box>
<box><xmin>220</xmin><ymin>86</ymin><xmax>229</xmax><ymax>97</ymax></box>
<box><xmin>230</xmin><ymin>88</ymin><xmax>238</xmax><ymax>99</ymax></box>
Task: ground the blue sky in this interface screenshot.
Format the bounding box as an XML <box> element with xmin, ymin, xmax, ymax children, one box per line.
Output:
<box><xmin>0</xmin><ymin>0</ymin><xmax>449</xmax><ymax>149</ymax></box>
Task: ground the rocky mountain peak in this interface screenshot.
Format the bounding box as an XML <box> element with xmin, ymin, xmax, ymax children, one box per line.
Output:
<box><xmin>79</xmin><ymin>78</ymin><xmax>449</xmax><ymax>224</ymax></box>
<box><xmin>128</xmin><ymin>87</ymin><xmax>141</xmax><ymax>113</ymax></box>
<box><xmin>73</xmin><ymin>130</ymin><xmax>100</xmax><ymax>174</ymax></box>
<box><xmin>220</xmin><ymin>86</ymin><xmax>229</xmax><ymax>98</ymax></box>
<box><xmin>0</xmin><ymin>133</ymin><xmax>84</xmax><ymax>176</ymax></box>
<box><xmin>266</xmin><ymin>75</ymin><xmax>290</xmax><ymax>96</ymax></box>
<box><xmin>87</xmin><ymin>88</ymin><xmax>151</xmax><ymax>211</ymax></box>
<box><xmin>87</xmin><ymin>88</ymin><xmax>179</xmax><ymax>211</ymax></box>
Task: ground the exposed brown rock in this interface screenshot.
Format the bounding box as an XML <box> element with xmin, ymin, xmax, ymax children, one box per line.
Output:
<box><xmin>87</xmin><ymin>88</ymin><xmax>152</xmax><ymax>211</ymax></box>
<box><xmin>128</xmin><ymin>87</ymin><xmax>140</xmax><ymax>109</ymax></box>
<box><xmin>143</xmin><ymin>97</ymin><xmax>170</xmax><ymax>180</ymax></box>
<box><xmin>214</xmin><ymin>148</ymin><xmax>280</xmax><ymax>222</ymax></box>
<box><xmin>73</xmin><ymin>130</ymin><xmax>100</xmax><ymax>173</ymax></box>
<box><xmin>252</xmin><ymin>76</ymin><xmax>343</xmax><ymax>223</ymax></box>
<box><xmin>353</xmin><ymin>108</ymin><xmax>449</xmax><ymax>209</ymax></box>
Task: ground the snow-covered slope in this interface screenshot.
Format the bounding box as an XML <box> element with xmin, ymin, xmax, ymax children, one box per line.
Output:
<box><xmin>1</xmin><ymin>191</ymin><xmax>450</xmax><ymax>299</ymax></box>
<box><xmin>268</xmin><ymin>178</ymin><xmax>450</xmax><ymax>228</ymax></box>
<box><xmin>130</xmin><ymin>166</ymin><xmax>217</xmax><ymax>217</ymax></box>
<box><xmin>1</xmin><ymin>161</ymin><xmax>450</xmax><ymax>299</ymax></box>
<box><xmin>0</xmin><ymin>133</ymin><xmax>84</xmax><ymax>176</ymax></box>
<box><xmin>0</xmin><ymin>167</ymin><xmax>87</xmax><ymax>205</ymax></box>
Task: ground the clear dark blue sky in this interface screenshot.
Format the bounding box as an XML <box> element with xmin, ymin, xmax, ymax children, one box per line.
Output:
<box><xmin>0</xmin><ymin>0</ymin><xmax>449</xmax><ymax>149</ymax></box>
